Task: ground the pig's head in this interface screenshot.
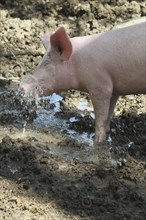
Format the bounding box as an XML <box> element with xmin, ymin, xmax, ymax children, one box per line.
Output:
<box><xmin>20</xmin><ymin>27</ymin><xmax>73</xmax><ymax>97</ymax></box>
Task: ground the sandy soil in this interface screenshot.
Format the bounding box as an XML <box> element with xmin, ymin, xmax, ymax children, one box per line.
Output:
<box><xmin>0</xmin><ymin>0</ymin><xmax>146</xmax><ymax>220</ymax></box>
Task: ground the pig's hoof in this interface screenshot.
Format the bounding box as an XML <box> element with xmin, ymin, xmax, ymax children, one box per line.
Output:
<box><xmin>94</xmin><ymin>133</ymin><xmax>107</xmax><ymax>145</ymax></box>
<box><xmin>94</xmin><ymin>137</ymin><xmax>105</xmax><ymax>145</ymax></box>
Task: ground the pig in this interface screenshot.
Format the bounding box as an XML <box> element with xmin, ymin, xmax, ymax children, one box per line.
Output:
<box><xmin>20</xmin><ymin>22</ymin><xmax>146</xmax><ymax>144</ymax></box>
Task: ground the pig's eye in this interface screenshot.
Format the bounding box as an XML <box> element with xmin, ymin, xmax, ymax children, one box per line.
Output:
<box><xmin>47</xmin><ymin>52</ymin><xmax>51</xmax><ymax>57</ymax></box>
<box><xmin>44</xmin><ymin>59</ymin><xmax>51</xmax><ymax>66</ymax></box>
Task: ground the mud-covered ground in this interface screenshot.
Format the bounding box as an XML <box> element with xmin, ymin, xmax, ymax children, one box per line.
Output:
<box><xmin>0</xmin><ymin>0</ymin><xmax>146</xmax><ymax>220</ymax></box>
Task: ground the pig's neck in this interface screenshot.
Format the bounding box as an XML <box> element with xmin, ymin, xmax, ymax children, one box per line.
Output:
<box><xmin>53</xmin><ymin>58</ymin><xmax>79</xmax><ymax>92</ymax></box>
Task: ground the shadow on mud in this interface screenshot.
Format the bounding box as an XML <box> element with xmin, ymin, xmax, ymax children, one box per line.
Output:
<box><xmin>0</xmin><ymin>0</ymin><xmax>54</xmax><ymax>19</ymax></box>
<box><xmin>0</xmin><ymin>135</ymin><xmax>146</xmax><ymax>219</ymax></box>
<box><xmin>0</xmin><ymin>0</ymin><xmax>76</xmax><ymax>20</ymax></box>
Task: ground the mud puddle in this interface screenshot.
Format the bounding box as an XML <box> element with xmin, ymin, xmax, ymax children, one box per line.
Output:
<box><xmin>0</xmin><ymin>80</ymin><xmax>97</xmax><ymax>163</ymax></box>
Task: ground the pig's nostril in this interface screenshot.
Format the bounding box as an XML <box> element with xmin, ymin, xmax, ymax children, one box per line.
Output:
<box><xmin>20</xmin><ymin>87</ymin><xmax>25</xmax><ymax>95</ymax></box>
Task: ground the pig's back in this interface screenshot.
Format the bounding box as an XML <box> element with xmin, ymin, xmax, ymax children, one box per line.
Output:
<box><xmin>99</xmin><ymin>22</ymin><xmax>146</xmax><ymax>95</ymax></box>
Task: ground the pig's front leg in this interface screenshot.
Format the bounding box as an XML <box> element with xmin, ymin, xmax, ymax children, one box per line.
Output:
<box><xmin>89</xmin><ymin>85</ymin><xmax>113</xmax><ymax>144</ymax></box>
<box><xmin>106</xmin><ymin>95</ymin><xmax>119</xmax><ymax>133</ymax></box>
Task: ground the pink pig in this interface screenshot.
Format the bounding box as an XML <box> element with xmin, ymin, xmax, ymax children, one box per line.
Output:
<box><xmin>21</xmin><ymin>22</ymin><xmax>146</xmax><ymax>144</ymax></box>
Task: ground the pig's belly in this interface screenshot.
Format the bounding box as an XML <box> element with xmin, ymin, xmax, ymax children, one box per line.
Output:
<box><xmin>112</xmin><ymin>69</ymin><xmax>146</xmax><ymax>95</ymax></box>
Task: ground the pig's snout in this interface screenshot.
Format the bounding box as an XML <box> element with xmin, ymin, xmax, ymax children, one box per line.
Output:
<box><xmin>20</xmin><ymin>75</ymin><xmax>39</xmax><ymax>96</ymax></box>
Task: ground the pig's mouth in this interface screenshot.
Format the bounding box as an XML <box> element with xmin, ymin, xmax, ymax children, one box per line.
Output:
<box><xmin>20</xmin><ymin>75</ymin><xmax>54</xmax><ymax>97</ymax></box>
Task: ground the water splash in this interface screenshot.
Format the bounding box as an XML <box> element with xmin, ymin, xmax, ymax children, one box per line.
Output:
<box><xmin>22</xmin><ymin>121</ymin><xmax>27</xmax><ymax>136</ymax></box>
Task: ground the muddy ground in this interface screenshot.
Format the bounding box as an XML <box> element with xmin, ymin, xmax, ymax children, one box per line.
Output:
<box><xmin>0</xmin><ymin>0</ymin><xmax>146</xmax><ymax>220</ymax></box>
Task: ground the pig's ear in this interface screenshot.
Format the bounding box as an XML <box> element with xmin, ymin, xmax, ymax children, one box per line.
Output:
<box><xmin>50</xmin><ymin>27</ymin><xmax>72</xmax><ymax>61</ymax></box>
<box><xmin>41</xmin><ymin>32</ymin><xmax>50</xmax><ymax>50</ymax></box>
